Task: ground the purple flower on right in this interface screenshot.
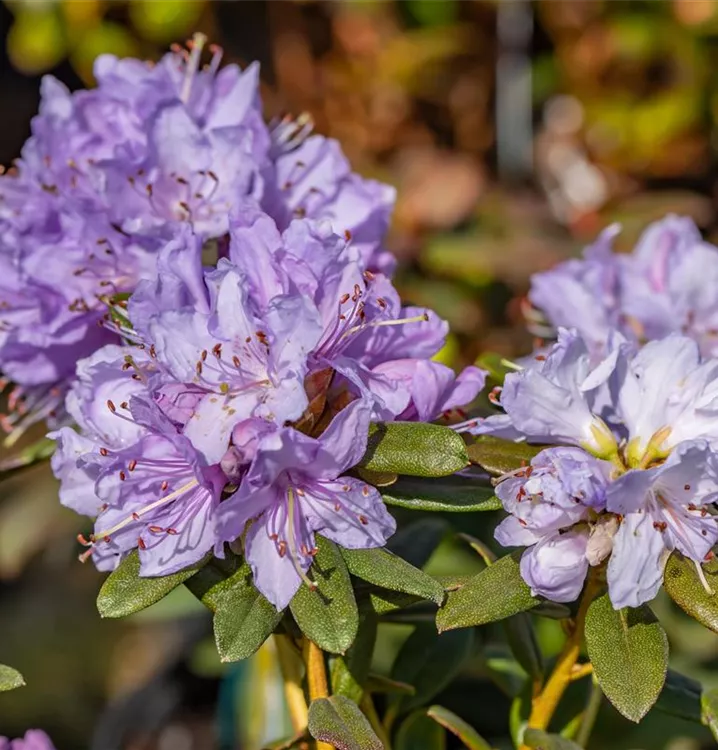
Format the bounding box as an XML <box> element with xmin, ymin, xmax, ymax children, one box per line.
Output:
<box><xmin>528</xmin><ymin>214</ymin><xmax>718</xmax><ymax>358</ymax></box>
<box><xmin>487</xmin><ymin>331</ymin><xmax>718</xmax><ymax>610</ymax></box>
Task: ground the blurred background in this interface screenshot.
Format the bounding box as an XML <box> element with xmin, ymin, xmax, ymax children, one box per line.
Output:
<box><xmin>2</xmin><ymin>1</ymin><xmax>718</xmax><ymax>748</ymax></box>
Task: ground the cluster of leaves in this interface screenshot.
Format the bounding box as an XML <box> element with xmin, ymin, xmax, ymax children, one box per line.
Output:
<box><xmin>67</xmin><ymin>413</ymin><xmax>717</xmax><ymax>749</ymax></box>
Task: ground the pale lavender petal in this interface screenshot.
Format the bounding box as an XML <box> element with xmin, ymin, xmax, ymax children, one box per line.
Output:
<box><xmin>520</xmin><ymin>529</ymin><xmax>590</xmax><ymax>603</ymax></box>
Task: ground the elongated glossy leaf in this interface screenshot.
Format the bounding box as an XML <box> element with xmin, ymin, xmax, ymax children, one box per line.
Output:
<box><xmin>664</xmin><ymin>552</ymin><xmax>718</xmax><ymax>633</ymax></box>
<box><xmin>356</xmin><ymin>468</ymin><xmax>398</xmax><ymax>487</ymax></box>
<box><xmin>97</xmin><ymin>550</ymin><xmax>206</xmax><ymax>618</ymax></box>
<box><xmin>437</xmin><ymin>552</ymin><xmax>538</xmax><ymax>632</ymax></box>
<box><xmin>290</xmin><ymin>537</ymin><xmax>359</xmax><ymax>654</ymax></box>
<box><xmin>395</xmin><ymin>710</ymin><xmax>446</xmax><ymax>750</ymax></box>
<box><xmin>466</xmin><ymin>438</ymin><xmax>542</xmax><ymax>477</ymax></box>
<box><xmin>184</xmin><ymin>556</ymin><xmax>243</xmax><ymax>612</ymax></box>
<box><xmin>212</xmin><ymin>562</ymin><xmax>282</xmax><ymax>662</ymax></box>
<box><xmin>427</xmin><ymin>705</ymin><xmax>492</xmax><ymax>750</ymax></box>
<box><xmin>0</xmin><ymin>664</ymin><xmax>24</xmax><ymax>691</ymax></box>
<box><xmin>307</xmin><ymin>695</ymin><xmax>383</xmax><ymax>750</ymax></box>
<box><xmin>365</xmin><ymin>674</ymin><xmax>416</xmax><ymax>695</ymax></box>
<box><xmin>503</xmin><ymin>613</ymin><xmax>544</xmax><ymax>683</ymax></box>
<box><xmin>458</xmin><ymin>533</ymin><xmax>496</xmax><ymax>566</ymax></box>
<box><xmin>391</xmin><ymin>626</ymin><xmax>474</xmax><ymax>712</ymax></box>
<box><xmin>655</xmin><ymin>670</ymin><xmax>702</xmax><ymax>723</ymax></box>
<box><xmin>584</xmin><ymin>594</ymin><xmax>668</xmax><ymax>722</ymax></box>
<box><xmin>331</xmin><ymin>613</ymin><xmax>377</xmax><ymax>703</ymax></box>
<box><xmin>342</xmin><ymin>547</ymin><xmax>445</xmax><ymax>605</ymax></box>
<box><xmin>388</xmin><ymin>517</ymin><xmax>449</xmax><ymax>569</ymax></box>
<box><xmin>701</xmin><ymin>688</ymin><xmax>718</xmax><ymax>742</ymax></box>
<box><xmin>361</xmin><ymin>422</ymin><xmax>469</xmax><ymax>477</ymax></box>
<box><xmin>382</xmin><ymin>475</ymin><xmax>500</xmax><ymax>513</ymax></box>
<box><xmin>367</xmin><ymin>589</ymin><xmax>423</xmax><ymax>615</ymax></box>
<box><xmin>523</xmin><ymin>729</ymin><xmax>581</xmax><ymax>749</ymax></box>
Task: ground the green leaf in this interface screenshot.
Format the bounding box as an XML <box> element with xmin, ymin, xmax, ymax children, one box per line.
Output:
<box><xmin>584</xmin><ymin>593</ymin><xmax>668</xmax><ymax>722</ymax></box>
<box><xmin>503</xmin><ymin>613</ymin><xmax>544</xmax><ymax>684</ymax></box>
<box><xmin>184</xmin><ymin>556</ymin><xmax>243</xmax><ymax>612</ymax></box>
<box><xmin>307</xmin><ymin>695</ymin><xmax>383</xmax><ymax>750</ymax></box>
<box><xmin>367</xmin><ymin>589</ymin><xmax>424</xmax><ymax>616</ymax></box>
<box><xmin>262</xmin><ymin>732</ymin><xmax>308</xmax><ymax>750</ymax></box>
<box><xmin>342</xmin><ymin>547</ymin><xmax>445</xmax><ymax>605</ymax></box>
<box><xmin>211</xmin><ymin>562</ymin><xmax>283</xmax><ymax>662</ymax></box>
<box><xmin>466</xmin><ymin>438</ymin><xmax>543</xmax><ymax>477</ymax></box>
<box><xmin>663</xmin><ymin>552</ymin><xmax>718</xmax><ymax>633</ymax></box>
<box><xmin>437</xmin><ymin>552</ymin><xmax>538</xmax><ymax>632</ymax></box>
<box><xmin>0</xmin><ymin>664</ymin><xmax>25</xmax><ymax>691</ymax></box>
<box><xmin>395</xmin><ymin>710</ymin><xmax>446</xmax><ymax>750</ymax></box>
<box><xmin>382</xmin><ymin>475</ymin><xmax>500</xmax><ymax>513</ymax></box>
<box><xmin>388</xmin><ymin>517</ymin><xmax>449</xmax><ymax>569</ymax></box>
<box><xmin>331</xmin><ymin>613</ymin><xmax>377</xmax><ymax>703</ymax></box>
<box><xmin>365</xmin><ymin>674</ymin><xmax>416</xmax><ymax>695</ymax></box>
<box><xmin>455</xmin><ymin>535</ymin><xmax>542</xmax><ymax>681</ymax></box>
<box><xmin>458</xmin><ymin>533</ymin><xmax>497</xmax><ymax>566</ymax></box>
<box><xmin>701</xmin><ymin>688</ymin><xmax>718</xmax><ymax>742</ymax></box>
<box><xmin>655</xmin><ymin>670</ymin><xmax>702</xmax><ymax>723</ymax></box>
<box><xmin>361</xmin><ymin>422</ymin><xmax>469</xmax><ymax>477</ymax></box>
<box><xmin>97</xmin><ymin>550</ymin><xmax>206</xmax><ymax>618</ymax></box>
<box><xmin>427</xmin><ymin>705</ymin><xmax>492</xmax><ymax>750</ymax></box>
<box><xmin>391</xmin><ymin>626</ymin><xmax>474</xmax><ymax>712</ymax></box>
<box><xmin>290</xmin><ymin>537</ymin><xmax>359</xmax><ymax>654</ymax></box>
<box><xmin>522</xmin><ymin>729</ymin><xmax>581</xmax><ymax>749</ymax></box>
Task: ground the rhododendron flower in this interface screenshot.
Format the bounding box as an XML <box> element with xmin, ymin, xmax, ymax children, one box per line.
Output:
<box><xmin>485</xmin><ymin>331</ymin><xmax>718</xmax><ymax>609</ymax></box>
<box><xmin>217</xmin><ymin>399</ymin><xmax>396</xmax><ymax>609</ymax></box>
<box><xmin>528</xmin><ymin>215</ymin><xmax>718</xmax><ymax>357</ymax></box>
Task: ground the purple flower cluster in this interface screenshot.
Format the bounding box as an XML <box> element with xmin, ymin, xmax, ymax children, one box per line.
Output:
<box><xmin>50</xmin><ymin>205</ymin><xmax>484</xmax><ymax>609</ymax></box>
<box><xmin>528</xmin><ymin>215</ymin><xmax>718</xmax><ymax>358</ymax></box>
<box><xmin>0</xmin><ymin>731</ymin><xmax>55</xmax><ymax>750</ymax></box>
<box><xmin>467</xmin><ymin>330</ymin><xmax>718</xmax><ymax>609</ymax></box>
<box><xmin>0</xmin><ymin>35</ymin><xmax>394</xmax><ymax>441</ymax></box>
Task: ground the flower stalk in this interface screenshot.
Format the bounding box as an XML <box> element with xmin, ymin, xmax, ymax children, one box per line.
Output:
<box><xmin>519</xmin><ymin>576</ymin><xmax>600</xmax><ymax>748</ymax></box>
<box><xmin>303</xmin><ymin>639</ymin><xmax>334</xmax><ymax>750</ymax></box>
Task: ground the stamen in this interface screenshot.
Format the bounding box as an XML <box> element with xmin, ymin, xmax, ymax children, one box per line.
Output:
<box><xmin>339</xmin><ymin>312</ymin><xmax>429</xmax><ymax>342</ymax></box>
<box><xmin>180</xmin><ymin>32</ymin><xmax>207</xmax><ymax>104</ymax></box>
<box><xmin>286</xmin><ymin>486</ymin><xmax>317</xmax><ymax>591</ymax></box>
<box><xmin>694</xmin><ymin>559</ymin><xmax>714</xmax><ymax>595</ymax></box>
<box><xmin>92</xmin><ymin>478</ymin><xmax>199</xmax><ymax>541</ymax></box>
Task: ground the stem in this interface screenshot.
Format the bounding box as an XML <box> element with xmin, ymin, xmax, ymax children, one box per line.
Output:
<box><xmin>275</xmin><ymin>635</ymin><xmax>308</xmax><ymax>734</ymax></box>
<box><xmin>361</xmin><ymin>693</ymin><xmax>393</xmax><ymax>750</ymax></box>
<box><xmin>519</xmin><ymin>577</ymin><xmax>599</xmax><ymax>749</ymax></box>
<box><xmin>303</xmin><ymin>639</ymin><xmax>333</xmax><ymax>750</ymax></box>
<box><xmin>575</xmin><ymin>678</ymin><xmax>602</xmax><ymax>748</ymax></box>
<box><xmin>383</xmin><ymin>702</ymin><xmax>399</xmax><ymax>736</ymax></box>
